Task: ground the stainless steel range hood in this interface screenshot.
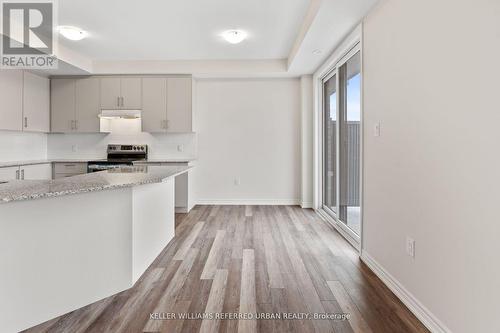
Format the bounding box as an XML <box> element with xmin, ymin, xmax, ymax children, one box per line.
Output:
<box><xmin>99</xmin><ymin>110</ymin><xmax>142</xmax><ymax>133</ymax></box>
<box><xmin>99</xmin><ymin>110</ymin><xmax>141</xmax><ymax>119</ymax></box>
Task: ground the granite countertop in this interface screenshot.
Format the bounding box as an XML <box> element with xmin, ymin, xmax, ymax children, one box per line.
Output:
<box><xmin>0</xmin><ymin>159</ymin><xmax>93</xmax><ymax>168</ymax></box>
<box><xmin>0</xmin><ymin>165</ymin><xmax>192</xmax><ymax>204</ymax></box>
<box><xmin>0</xmin><ymin>158</ymin><xmax>197</xmax><ymax>168</ymax></box>
<box><xmin>133</xmin><ymin>158</ymin><xmax>196</xmax><ymax>163</ymax></box>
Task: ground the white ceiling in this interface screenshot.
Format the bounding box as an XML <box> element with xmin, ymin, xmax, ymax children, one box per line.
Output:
<box><xmin>55</xmin><ymin>0</ymin><xmax>378</xmax><ymax>76</ymax></box>
<box><xmin>58</xmin><ymin>0</ymin><xmax>310</xmax><ymax>60</ymax></box>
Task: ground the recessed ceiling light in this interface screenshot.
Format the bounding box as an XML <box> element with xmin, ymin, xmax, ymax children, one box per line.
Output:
<box><xmin>312</xmin><ymin>49</ymin><xmax>322</xmax><ymax>55</ymax></box>
<box><xmin>221</xmin><ymin>30</ymin><xmax>247</xmax><ymax>44</ymax></box>
<box><xmin>58</xmin><ymin>26</ymin><xmax>88</xmax><ymax>41</ymax></box>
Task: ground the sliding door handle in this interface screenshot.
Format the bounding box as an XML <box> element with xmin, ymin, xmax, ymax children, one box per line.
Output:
<box><xmin>24</xmin><ymin>117</ymin><xmax>28</xmax><ymax>128</ymax></box>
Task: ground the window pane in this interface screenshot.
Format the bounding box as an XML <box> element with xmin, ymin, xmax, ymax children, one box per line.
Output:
<box><xmin>323</xmin><ymin>74</ymin><xmax>337</xmax><ymax>213</ymax></box>
<box><xmin>339</xmin><ymin>51</ymin><xmax>361</xmax><ymax>235</ymax></box>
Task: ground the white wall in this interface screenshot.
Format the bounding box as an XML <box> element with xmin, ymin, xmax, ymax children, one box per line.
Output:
<box><xmin>0</xmin><ymin>131</ymin><xmax>47</xmax><ymax>162</ymax></box>
<box><xmin>300</xmin><ymin>75</ymin><xmax>313</xmax><ymax>208</ymax></box>
<box><xmin>194</xmin><ymin>78</ymin><xmax>300</xmax><ymax>204</ymax></box>
<box><xmin>362</xmin><ymin>0</ymin><xmax>500</xmax><ymax>332</ymax></box>
<box><xmin>47</xmin><ymin>132</ymin><xmax>197</xmax><ymax>160</ymax></box>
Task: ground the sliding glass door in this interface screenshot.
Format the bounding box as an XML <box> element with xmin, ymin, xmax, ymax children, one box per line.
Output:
<box><xmin>323</xmin><ymin>73</ymin><xmax>337</xmax><ymax>215</ymax></box>
<box><xmin>322</xmin><ymin>48</ymin><xmax>361</xmax><ymax>238</ymax></box>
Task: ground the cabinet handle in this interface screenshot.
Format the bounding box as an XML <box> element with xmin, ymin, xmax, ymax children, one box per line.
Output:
<box><xmin>21</xmin><ymin>169</ymin><xmax>24</xmax><ymax>180</ymax></box>
<box><xmin>75</xmin><ymin>120</ymin><xmax>78</xmax><ymax>130</ymax></box>
<box><xmin>121</xmin><ymin>96</ymin><xmax>124</xmax><ymax>107</ymax></box>
<box><xmin>16</xmin><ymin>170</ymin><xmax>19</xmax><ymax>180</ymax></box>
<box><xmin>117</xmin><ymin>96</ymin><xmax>120</xmax><ymax>107</ymax></box>
<box><xmin>24</xmin><ymin>117</ymin><xmax>28</xmax><ymax>128</ymax></box>
<box><xmin>70</xmin><ymin>120</ymin><xmax>74</xmax><ymax>130</ymax></box>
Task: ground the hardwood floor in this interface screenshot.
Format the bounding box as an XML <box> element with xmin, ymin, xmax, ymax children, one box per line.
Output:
<box><xmin>24</xmin><ymin>205</ymin><xmax>429</xmax><ymax>333</ymax></box>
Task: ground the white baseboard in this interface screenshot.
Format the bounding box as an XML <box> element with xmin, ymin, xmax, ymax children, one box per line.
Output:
<box><xmin>360</xmin><ymin>252</ymin><xmax>451</xmax><ymax>333</ymax></box>
<box><xmin>300</xmin><ymin>201</ymin><xmax>313</xmax><ymax>208</ymax></box>
<box><xmin>195</xmin><ymin>199</ymin><xmax>300</xmax><ymax>206</ymax></box>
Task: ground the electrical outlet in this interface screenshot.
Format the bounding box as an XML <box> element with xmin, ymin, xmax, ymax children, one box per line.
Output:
<box><xmin>406</xmin><ymin>237</ymin><xmax>415</xmax><ymax>258</ymax></box>
<box><xmin>374</xmin><ymin>122</ymin><xmax>381</xmax><ymax>137</ymax></box>
<box><xmin>234</xmin><ymin>178</ymin><xmax>240</xmax><ymax>186</ymax></box>
<box><xmin>177</xmin><ymin>144</ymin><xmax>184</xmax><ymax>152</ymax></box>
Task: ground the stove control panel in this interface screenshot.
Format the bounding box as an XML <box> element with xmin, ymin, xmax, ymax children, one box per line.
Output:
<box><xmin>107</xmin><ymin>144</ymin><xmax>148</xmax><ymax>154</ymax></box>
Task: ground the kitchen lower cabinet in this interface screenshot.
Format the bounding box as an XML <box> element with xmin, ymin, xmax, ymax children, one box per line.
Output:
<box><xmin>0</xmin><ymin>167</ymin><xmax>20</xmax><ymax>181</ymax></box>
<box><xmin>53</xmin><ymin>162</ymin><xmax>87</xmax><ymax>179</ymax></box>
<box><xmin>0</xmin><ymin>164</ymin><xmax>52</xmax><ymax>181</ymax></box>
<box><xmin>22</xmin><ymin>164</ymin><xmax>52</xmax><ymax>180</ymax></box>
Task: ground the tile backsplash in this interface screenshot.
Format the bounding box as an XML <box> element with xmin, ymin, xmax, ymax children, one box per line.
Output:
<box><xmin>0</xmin><ymin>131</ymin><xmax>47</xmax><ymax>162</ymax></box>
<box><xmin>47</xmin><ymin>132</ymin><xmax>197</xmax><ymax>160</ymax></box>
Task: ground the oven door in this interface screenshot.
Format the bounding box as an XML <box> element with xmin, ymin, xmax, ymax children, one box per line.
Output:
<box><xmin>87</xmin><ymin>163</ymin><xmax>130</xmax><ymax>173</ymax></box>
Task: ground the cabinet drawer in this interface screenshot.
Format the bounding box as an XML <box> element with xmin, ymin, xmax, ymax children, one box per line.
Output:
<box><xmin>53</xmin><ymin>163</ymin><xmax>87</xmax><ymax>175</ymax></box>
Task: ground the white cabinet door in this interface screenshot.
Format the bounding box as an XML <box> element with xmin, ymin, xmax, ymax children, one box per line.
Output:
<box><xmin>142</xmin><ymin>78</ymin><xmax>167</xmax><ymax>133</ymax></box>
<box><xmin>0</xmin><ymin>166</ymin><xmax>19</xmax><ymax>181</ymax></box>
<box><xmin>22</xmin><ymin>163</ymin><xmax>52</xmax><ymax>180</ymax></box>
<box><xmin>167</xmin><ymin>77</ymin><xmax>192</xmax><ymax>133</ymax></box>
<box><xmin>75</xmin><ymin>78</ymin><xmax>100</xmax><ymax>132</ymax></box>
<box><xmin>51</xmin><ymin>79</ymin><xmax>76</xmax><ymax>132</ymax></box>
<box><xmin>0</xmin><ymin>70</ymin><xmax>23</xmax><ymax>131</ymax></box>
<box><xmin>100</xmin><ymin>77</ymin><xmax>121</xmax><ymax>109</ymax></box>
<box><xmin>121</xmin><ymin>78</ymin><xmax>142</xmax><ymax>109</ymax></box>
<box><xmin>23</xmin><ymin>72</ymin><xmax>50</xmax><ymax>132</ymax></box>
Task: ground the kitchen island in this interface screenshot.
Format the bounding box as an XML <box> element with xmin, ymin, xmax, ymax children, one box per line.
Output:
<box><xmin>0</xmin><ymin>165</ymin><xmax>191</xmax><ymax>333</ymax></box>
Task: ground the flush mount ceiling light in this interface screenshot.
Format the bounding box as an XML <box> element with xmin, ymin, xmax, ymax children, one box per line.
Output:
<box><xmin>221</xmin><ymin>30</ymin><xmax>247</xmax><ymax>44</ymax></box>
<box><xmin>58</xmin><ymin>26</ymin><xmax>88</xmax><ymax>41</ymax></box>
<box><xmin>312</xmin><ymin>49</ymin><xmax>322</xmax><ymax>55</ymax></box>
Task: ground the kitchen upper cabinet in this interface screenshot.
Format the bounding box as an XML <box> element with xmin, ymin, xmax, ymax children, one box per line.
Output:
<box><xmin>0</xmin><ymin>166</ymin><xmax>20</xmax><ymax>181</ymax></box>
<box><xmin>23</xmin><ymin>72</ymin><xmax>50</xmax><ymax>132</ymax></box>
<box><xmin>100</xmin><ymin>77</ymin><xmax>142</xmax><ymax>109</ymax></box>
<box><xmin>141</xmin><ymin>77</ymin><xmax>192</xmax><ymax>133</ymax></box>
<box><xmin>0</xmin><ymin>70</ymin><xmax>23</xmax><ymax>131</ymax></box>
<box><xmin>166</xmin><ymin>77</ymin><xmax>192</xmax><ymax>133</ymax></box>
<box><xmin>22</xmin><ymin>163</ymin><xmax>52</xmax><ymax>180</ymax></box>
<box><xmin>51</xmin><ymin>78</ymin><xmax>100</xmax><ymax>133</ymax></box>
<box><xmin>51</xmin><ymin>79</ymin><xmax>76</xmax><ymax>132</ymax></box>
<box><xmin>75</xmin><ymin>78</ymin><xmax>100</xmax><ymax>132</ymax></box>
<box><xmin>121</xmin><ymin>78</ymin><xmax>142</xmax><ymax>109</ymax></box>
<box><xmin>100</xmin><ymin>77</ymin><xmax>121</xmax><ymax>109</ymax></box>
<box><xmin>142</xmin><ymin>77</ymin><xmax>167</xmax><ymax>132</ymax></box>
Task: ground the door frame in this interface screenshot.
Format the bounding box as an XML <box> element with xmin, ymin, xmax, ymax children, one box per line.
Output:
<box><xmin>313</xmin><ymin>24</ymin><xmax>363</xmax><ymax>250</ymax></box>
